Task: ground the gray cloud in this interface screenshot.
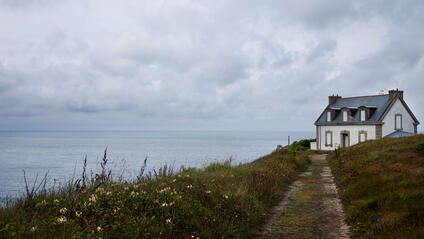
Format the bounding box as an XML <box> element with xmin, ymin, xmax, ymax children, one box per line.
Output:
<box><xmin>0</xmin><ymin>0</ymin><xmax>423</xmax><ymax>130</ymax></box>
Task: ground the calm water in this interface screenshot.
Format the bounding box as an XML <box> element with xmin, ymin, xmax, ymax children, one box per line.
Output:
<box><xmin>0</xmin><ymin>130</ymin><xmax>312</xmax><ymax>202</ymax></box>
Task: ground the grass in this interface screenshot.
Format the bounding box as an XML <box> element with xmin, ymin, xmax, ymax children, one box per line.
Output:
<box><xmin>276</xmin><ymin>165</ymin><xmax>324</xmax><ymax>239</ymax></box>
<box><xmin>327</xmin><ymin>134</ymin><xmax>424</xmax><ymax>239</ymax></box>
<box><xmin>0</xmin><ymin>148</ymin><xmax>310</xmax><ymax>238</ymax></box>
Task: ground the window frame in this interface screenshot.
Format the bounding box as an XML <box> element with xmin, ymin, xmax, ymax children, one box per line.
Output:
<box><xmin>326</xmin><ymin>111</ymin><xmax>332</xmax><ymax>122</ymax></box>
<box><xmin>358</xmin><ymin>130</ymin><xmax>367</xmax><ymax>143</ymax></box>
<box><xmin>343</xmin><ymin>111</ymin><xmax>348</xmax><ymax>122</ymax></box>
<box><xmin>395</xmin><ymin>114</ymin><xmax>402</xmax><ymax>130</ymax></box>
<box><xmin>360</xmin><ymin>109</ymin><xmax>366</xmax><ymax>121</ymax></box>
<box><xmin>325</xmin><ymin>131</ymin><xmax>333</xmax><ymax>147</ymax></box>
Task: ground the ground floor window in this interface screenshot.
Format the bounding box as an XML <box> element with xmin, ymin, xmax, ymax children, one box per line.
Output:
<box><xmin>325</xmin><ymin>131</ymin><xmax>333</xmax><ymax>147</ymax></box>
<box><xmin>359</xmin><ymin>131</ymin><xmax>367</xmax><ymax>143</ymax></box>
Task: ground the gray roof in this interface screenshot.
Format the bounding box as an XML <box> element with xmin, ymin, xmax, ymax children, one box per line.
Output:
<box><xmin>315</xmin><ymin>95</ymin><xmax>391</xmax><ymax>125</ymax></box>
<box><xmin>384</xmin><ymin>130</ymin><xmax>415</xmax><ymax>138</ymax></box>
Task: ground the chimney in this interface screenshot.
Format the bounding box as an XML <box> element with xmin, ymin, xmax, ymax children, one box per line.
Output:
<box><xmin>329</xmin><ymin>94</ymin><xmax>341</xmax><ymax>105</ymax></box>
<box><xmin>389</xmin><ymin>89</ymin><xmax>403</xmax><ymax>100</ymax></box>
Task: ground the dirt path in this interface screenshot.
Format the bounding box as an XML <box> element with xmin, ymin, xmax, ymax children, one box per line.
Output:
<box><xmin>256</xmin><ymin>154</ymin><xmax>350</xmax><ymax>239</ymax></box>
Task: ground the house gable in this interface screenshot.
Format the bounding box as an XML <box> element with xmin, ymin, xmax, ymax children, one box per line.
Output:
<box><xmin>380</xmin><ymin>98</ymin><xmax>418</xmax><ymax>136</ymax></box>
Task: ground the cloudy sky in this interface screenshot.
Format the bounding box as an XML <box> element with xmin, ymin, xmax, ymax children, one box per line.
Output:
<box><xmin>0</xmin><ymin>0</ymin><xmax>423</xmax><ymax>131</ymax></box>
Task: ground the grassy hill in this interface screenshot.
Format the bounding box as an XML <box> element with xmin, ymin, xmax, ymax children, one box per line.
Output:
<box><xmin>0</xmin><ymin>149</ymin><xmax>310</xmax><ymax>238</ymax></box>
<box><xmin>327</xmin><ymin>135</ymin><xmax>424</xmax><ymax>239</ymax></box>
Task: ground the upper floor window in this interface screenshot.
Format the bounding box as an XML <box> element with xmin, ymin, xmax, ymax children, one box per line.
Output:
<box><xmin>395</xmin><ymin>114</ymin><xmax>402</xmax><ymax>130</ymax></box>
<box><xmin>360</xmin><ymin>109</ymin><xmax>366</xmax><ymax>121</ymax></box>
<box><xmin>343</xmin><ymin>111</ymin><xmax>348</xmax><ymax>122</ymax></box>
<box><xmin>327</xmin><ymin>111</ymin><xmax>332</xmax><ymax>122</ymax></box>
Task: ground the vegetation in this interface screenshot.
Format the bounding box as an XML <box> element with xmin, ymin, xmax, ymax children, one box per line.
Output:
<box><xmin>0</xmin><ymin>149</ymin><xmax>310</xmax><ymax>238</ymax></box>
<box><xmin>287</xmin><ymin>139</ymin><xmax>316</xmax><ymax>151</ymax></box>
<box><xmin>327</xmin><ymin>135</ymin><xmax>424</xmax><ymax>239</ymax></box>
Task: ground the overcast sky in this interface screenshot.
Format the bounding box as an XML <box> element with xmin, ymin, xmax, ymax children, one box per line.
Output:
<box><xmin>0</xmin><ymin>0</ymin><xmax>423</xmax><ymax>131</ymax></box>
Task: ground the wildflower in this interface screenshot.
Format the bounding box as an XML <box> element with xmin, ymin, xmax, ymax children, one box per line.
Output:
<box><xmin>56</xmin><ymin>216</ymin><xmax>67</xmax><ymax>223</ymax></box>
<box><xmin>60</xmin><ymin>208</ymin><xmax>67</xmax><ymax>214</ymax></box>
<box><xmin>106</xmin><ymin>191</ymin><xmax>112</xmax><ymax>196</ymax></box>
<box><xmin>166</xmin><ymin>218</ymin><xmax>172</xmax><ymax>224</ymax></box>
<box><xmin>133</xmin><ymin>184</ymin><xmax>139</xmax><ymax>189</ymax></box>
<box><xmin>161</xmin><ymin>202</ymin><xmax>169</xmax><ymax>207</ymax></box>
<box><xmin>75</xmin><ymin>211</ymin><xmax>82</xmax><ymax>217</ymax></box>
<box><xmin>96</xmin><ymin>187</ymin><xmax>105</xmax><ymax>194</ymax></box>
<box><xmin>205</xmin><ymin>190</ymin><xmax>212</xmax><ymax>194</ymax></box>
<box><xmin>113</xmin><ymin>208</ymin><xmax>120</xmax><ymax>214</ymax></box>
<box><xmin>177</xmin><ymin>174</ymin><xmax>182</xmax><ymax>178</ymax></box>
<box><xmin>97</xmin><ymin>226</ymin><xmax>102</xmax><ymax>232</ymax></box>
<box><xmin>186</xmin><ymin>184</ymin><xmax>193</xmax><ymax>189</ymax></box>
<box><xmin>124</xmin><ymin>186</ymin><xmax>129</xmax><ymax>191</ymax></box>
<box><xmin>54</xmin><ymin>199</ymin><xmax>60</xmax><ymax>204</ymax></box>
<box><xmin>30</xmin><ymin>226</ymin><xmax>37</xmax><ymax>232</ymax></box>
<box><xmin>172</xmin><ymin>179</ymin><xmax>177</xmax><ymax>182</ymax></box>
<box><xmin>223</xmin><ymin>195</ymin><xmax>229</xmax><ymax>199</ymax></box>
<box><xmin>169</xmin><ymin>201</ymin><xmax>175</xmax><ymax>206</ymax></box>
<box><xmin>158</xmin><ymin>187</ymin><xmax>170</xmax><ymax>193</ymax></box>
<box><xmin>89</xmin><ymin>194</ymin><xmax>97</xmax><ymax>202</ymax></box>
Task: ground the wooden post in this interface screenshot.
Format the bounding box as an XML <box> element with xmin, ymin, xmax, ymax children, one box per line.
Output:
<box><xmin>288</xmin><ymin>135</ymin><xmax>290</xmax><ymax>146</ymax></box>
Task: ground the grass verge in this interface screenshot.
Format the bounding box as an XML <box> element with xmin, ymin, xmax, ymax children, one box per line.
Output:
<box><xmin>0</xmin><ymin>149</ymin><xmax>310</xmax><ymax>238</ymax></box>
<box><xmin>327</xmin><ymin>135</ymin><xmax>424</xmax><ymax>239</ymax></box>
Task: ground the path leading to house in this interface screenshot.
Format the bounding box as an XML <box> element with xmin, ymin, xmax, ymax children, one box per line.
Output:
<box><xmin>256</xmin><ymin>154</ymin><xmax>350</xmax><ymax>239</ymax></box>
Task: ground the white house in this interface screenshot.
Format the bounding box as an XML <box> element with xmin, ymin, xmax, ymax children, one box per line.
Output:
<box><xmin>311</xmin><ymin>89</ymin><xmax>419</xmax><ymax>151</ymax></box>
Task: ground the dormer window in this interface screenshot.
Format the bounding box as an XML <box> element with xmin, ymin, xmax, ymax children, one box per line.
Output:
<box><xmin>342</xmin><ymin>110</ymin><xmax>348</xmax><ymax>122</ymax></box>
<box><xmin>360</xmin><ymin>110</ymin><xmax>366</xmax><ymax>121</ymax></box>
<box><xmin>327</xmin><ymin>111</ymin><xmax>332</xmax><ymax>122</ymax></box>
<box><xmin>358</xmin><ymin>106</ymin><xmax>369</xmax><ymax>122</ymax></box>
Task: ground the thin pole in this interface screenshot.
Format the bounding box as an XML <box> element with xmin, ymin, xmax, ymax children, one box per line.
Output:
<box><xmin>288</xmin><ymin>135</ymin><xmax>290</xmax><ymax>146</ymax></box>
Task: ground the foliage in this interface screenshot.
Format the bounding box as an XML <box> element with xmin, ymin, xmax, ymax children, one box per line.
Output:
<box><xmin>0</xmin><ymin>149</ymin><xmax>310</xmax><ymax>238</ymax></box>
<box><xmin>327</xmin><ymin>135</ymin><xmax>424</xmax><ymax>239</ymax></box>
<box><xmin>287</xmin><ymin>139</ymin><xmax>316</xmax><ymax>151</ymax></box>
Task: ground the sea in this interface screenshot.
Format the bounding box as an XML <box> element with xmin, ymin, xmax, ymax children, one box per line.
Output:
<box><xmin>0</xmin><ymin>130</ymin><xmax>313</xmax><ymax>205</ymax></box>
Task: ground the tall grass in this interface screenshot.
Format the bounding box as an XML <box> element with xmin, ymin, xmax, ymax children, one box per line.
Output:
<box><xmin>0</xmin><ymin>148</ymin><xmax>310</xmax><ymax>238</ymax></box>
<box><xmin>327</xmin><ymin>135</ymin><xmax>424</xmax><ymax>239</ymax></box>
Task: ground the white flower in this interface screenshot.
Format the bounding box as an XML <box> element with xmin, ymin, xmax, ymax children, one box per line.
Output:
<box><xmin>57</xmin><ymin>216</ymin><xmax>67</xmax><ymax>223</ymax></box>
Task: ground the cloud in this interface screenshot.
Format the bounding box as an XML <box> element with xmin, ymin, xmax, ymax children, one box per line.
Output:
<box><xmin>0</xmin><ymin>0</ymin><xmax>423</xmax><ymax>130</ymax></box>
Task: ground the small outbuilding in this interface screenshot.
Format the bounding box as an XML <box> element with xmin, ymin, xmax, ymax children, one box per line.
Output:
<box><xmin>311</xmin><ymin>89</ymin><xmax>419</xmax><ymax>150</ymax></box>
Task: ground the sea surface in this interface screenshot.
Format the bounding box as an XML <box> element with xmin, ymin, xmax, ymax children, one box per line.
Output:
<box><xmin>0</xmin><ymin>130</ymin><xmax>313</xmax><ymax>203</ymax></box>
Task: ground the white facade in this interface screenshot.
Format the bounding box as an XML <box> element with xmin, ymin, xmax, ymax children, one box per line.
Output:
<box><xmin>317</xmin><ymin>125</ymin><xmax>376</xmax><ymax>150</ymax></box>
<box><xmin>382</xmin><ymin>99</ymin><xmax>416</xmax><ymax>137</ymax></box>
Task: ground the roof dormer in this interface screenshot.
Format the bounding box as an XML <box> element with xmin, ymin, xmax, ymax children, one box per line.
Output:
<box><xmin>326</xmin><ymin>109</ymin><xmax>335</xmax><ymax>122</ymax></box>
<box><xmin>358</xmin><ymin>106</ymin><xmax>370</xmax><ymax>121</ymax></box>
<box><xmin>341</xmin><ymin>108</ymin><xmax>351</xmax><ymax>122</ymax></box>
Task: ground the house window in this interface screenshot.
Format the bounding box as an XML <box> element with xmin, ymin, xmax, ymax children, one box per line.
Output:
<box><xmin>325</xmin><ymin>131</ymin><xmax>333</xmax><ymax>146</ymax></box>
<box><xmin>327</xmin><ymin>111</ymin><xmax>332</xmax><ymax>122</ymax></box>
<box><xmin>359</xmin><ymin>131</ymin><xmax>367</xmax><ymax>143</ymax></box>
<box><xmin>343</xmin><ymin>111</ymin><xmax>348</xmax><ymax>121</ymax></box>
<box><xmin>395</xmin><ymin>114</ymin><xmax>402</xmax><ymax>130</ymax></box>
<box><xmin>360</xmin><ymin>110</ymin><xmax>366</xmax><ymax>121</ymax></box>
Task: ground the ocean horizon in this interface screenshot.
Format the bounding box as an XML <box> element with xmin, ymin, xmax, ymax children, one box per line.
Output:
<box><xmin>0</xmin><ymin>130</ymin><xmax>313</xmax><ymax>203</ymax></box>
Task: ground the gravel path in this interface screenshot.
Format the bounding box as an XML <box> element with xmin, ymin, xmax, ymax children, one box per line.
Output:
<box><xmin>255</xmin><ymin>154</ymin><xmax>350</xmax><ymax>239</ymax></box>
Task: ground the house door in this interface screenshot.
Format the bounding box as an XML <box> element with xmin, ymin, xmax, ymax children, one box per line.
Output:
<box><xmin>341</xmin><ymin>133</ymin><xmax>349</xmax><ymax>147</ymax></box>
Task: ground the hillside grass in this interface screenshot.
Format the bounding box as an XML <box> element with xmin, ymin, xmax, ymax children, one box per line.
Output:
<box><xmin>0</xmin><ymin>149</ymin><xmax>310</xmax><ymax>238</ymax></box>
<box><xmin>327</xmin><ymin>135</ymin><xmax>424</xmax><ymax>239</ymax></box>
